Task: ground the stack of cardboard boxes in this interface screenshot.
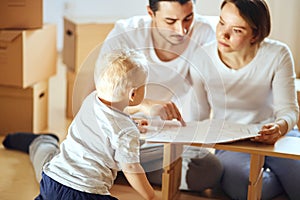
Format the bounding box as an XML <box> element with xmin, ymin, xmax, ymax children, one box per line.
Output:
<box><xmin>63</xmin><ymin>16</ymin><xmax>115</xmax><ymax>118</ymax></box>
<box><xmin>0</xmin><ymin>0</ymin><xmax>57</xmax><ymax>134</ymax></box>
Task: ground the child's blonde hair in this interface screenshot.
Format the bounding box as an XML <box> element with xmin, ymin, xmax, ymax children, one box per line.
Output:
<box><xmin>96</xmin><ymin>49</ymin><xmax>148</xmax><ymax>101</ymax></box>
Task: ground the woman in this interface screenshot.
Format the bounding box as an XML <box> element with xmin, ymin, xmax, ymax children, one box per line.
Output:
<box><xmin>190</xmin><ymin>0</ymin><xmax>300</xmax><ymax>199</ymax></box>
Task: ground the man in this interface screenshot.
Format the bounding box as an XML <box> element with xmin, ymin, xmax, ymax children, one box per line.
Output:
<box><xmin>94</xmin><ymin>0</ymin><xmax>222</xmax><ymax>191</ymax></box>
<box><xmin>96</xmin><ymin>0</ymin><xmax>215</xmax><ymax>122</ymax></box>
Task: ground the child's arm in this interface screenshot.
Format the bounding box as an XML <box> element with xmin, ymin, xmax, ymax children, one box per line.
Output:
<box><xmin>121</xmin><ymin>162</ymin><xmax>160</xmax><ymax>200</ymax></box>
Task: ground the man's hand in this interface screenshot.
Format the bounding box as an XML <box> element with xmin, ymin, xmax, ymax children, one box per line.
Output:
<box><xmin>149</xmin><ymin>101</ymin><xmax>186</xmax><ymax>126</ymax></box>
<box><xmin>126</xmin><ymin>99</ymin><xmax>186</xmax><ymax>126</ymax></box>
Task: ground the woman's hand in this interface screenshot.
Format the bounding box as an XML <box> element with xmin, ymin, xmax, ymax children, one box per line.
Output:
<box><xmin>251</xmin><ymin>123</ymin><xmax>282</xmax><ymax>144</ymax></box>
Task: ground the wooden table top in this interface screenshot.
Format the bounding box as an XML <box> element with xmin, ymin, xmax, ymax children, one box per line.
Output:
<box><xmin>161</xmin><ymin>136</ymin><xmax>300</xmax><ymax>160</ymax></box>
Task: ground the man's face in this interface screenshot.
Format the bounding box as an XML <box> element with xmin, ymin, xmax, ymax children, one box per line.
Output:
<box><xmin>149</xmin><ymin>1</ymin><xmax>195</xmax><ymax>45</ymax></box>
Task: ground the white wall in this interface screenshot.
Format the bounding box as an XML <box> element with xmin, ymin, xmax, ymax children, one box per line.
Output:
<box><xmin>196</xmin><ymin>0</ymin><xmax>222</xmax><ymax>15</ymax></box>
<box><xmin>63</xmin><ymin>0</ymin><xmax>148</xmax><ymax>18</ymax></box>
<box><xmin>43</xmin><ymin>0</ymin><xmax>66</xmax><ymax>52</ymax></box>
<box><xmin>44</xmin><ymin>0</ymin><xmax>300</xmax><ymax>75</ymax></box>
<box><xmin>43</xmin><ymin>0</ymin><xmax>148</xmax><ymax>51</ymax></box>
<box><xmin>266</xmin><ymin>0</ymin><xmax>300</xmax><ymax>76</ymax></box>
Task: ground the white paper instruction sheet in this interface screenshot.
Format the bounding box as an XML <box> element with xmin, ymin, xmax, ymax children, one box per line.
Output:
<box><xmin>141</xmin><ymin>119</ymin><xmax>260</xmax><ymax>144</ymax></box>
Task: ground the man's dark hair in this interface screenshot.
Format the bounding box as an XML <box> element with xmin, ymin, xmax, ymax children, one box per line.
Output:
<box><xmin>149</xmin><ymin>0</ymin><xmax>195</xmax><ymax>13</ymax></box>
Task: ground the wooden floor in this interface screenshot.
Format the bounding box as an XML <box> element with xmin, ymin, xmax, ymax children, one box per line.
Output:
<box><xmin>0</xmin><ymin>55</ymin><xmax>230</xmax><ymax>200</ymax></box>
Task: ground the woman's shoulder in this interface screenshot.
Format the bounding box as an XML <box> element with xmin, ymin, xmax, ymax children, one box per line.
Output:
<box><xmin>261</xmin><ymin>38</ymin><xmax>291</xmax><ymax>53</ymax></box>
<box><xmin>258</xmin><ymin>39</ymin><xmax>294</xmax><ymax>65</ymax></box>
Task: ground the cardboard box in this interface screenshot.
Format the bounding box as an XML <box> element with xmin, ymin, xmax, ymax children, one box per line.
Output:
<box><xmin>66</xmin><ymin>66</ymin><xmax>95</xmax><ymax>119</ymax></box>
<box><xmin>0</xmin><ymin>0</ymin><xmax>43</xmax><ymax>29</ymax></box>
<box><xmin>66</xmin><ymin>70</ymin><xmax>76</xmax><ymax>119</ymax></box>
<box><xmin>0</xmin><ymin>80</ymin><xmax>48</xmax><ymax>134</ymax></box>
<box><xmin>66</xmin><ymin>43</ymin><xmax>99</xmax><ymax>118</ymax></box>
<box><xmin>0</xmin><ymin>24</ymin><xmax>57</xmax><ymax>88</ymax></box>
<box><xmin>63</xmin><ymin>16</ymin><xmax>114</xmax><ymax>72</ymax></box>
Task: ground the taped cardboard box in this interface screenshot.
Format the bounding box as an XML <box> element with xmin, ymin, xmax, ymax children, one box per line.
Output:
<box><xmin>0</xmin><ymin>24</ymin><xmax>57</xmax><ymax>88</ymax></box>
<box><xmin>0</xmin><ymin>80</ymin><xmax>48</xmax><ymax>135</ymax></box>
<box><xmin>0</xmin><ymin>0</ymin><xmax>43</xmax><ymax>29</ymax></box>
<box><xmin>63</xmin><ymin>16</ymin><xmax>114</xmax><ymax>72</ymax></box>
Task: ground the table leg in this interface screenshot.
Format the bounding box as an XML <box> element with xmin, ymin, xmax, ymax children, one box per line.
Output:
<box><xmin>162</xmin><ymin>143</ymin><xmax>183</xmax><ymax>200</ymax></box>
<box><xmin>247</xmin><ymin>154</ymin><xmax>265</xmax><ymax>200</ymax></box>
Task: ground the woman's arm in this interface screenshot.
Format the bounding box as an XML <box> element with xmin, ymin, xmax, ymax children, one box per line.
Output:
<box><xmin>272</xmin><ymin>44</ymin><xmax>299</xmax><ymax>132</ymax></box>
<box><xmin>252</xmin><ymin>44</ymin><xmax>298</xmax><ymax>145</ymax></box>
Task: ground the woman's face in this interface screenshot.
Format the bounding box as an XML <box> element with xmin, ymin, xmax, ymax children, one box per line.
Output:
<box><xmin>216</xmin><ymin>2</ymin><xmax>256</xmax><ymax>54</ymax></box>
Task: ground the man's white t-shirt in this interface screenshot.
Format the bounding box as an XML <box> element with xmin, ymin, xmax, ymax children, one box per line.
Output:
<box><xmin>95</xmin><ymin>15</ymin><xmax>215</xmax><ymax>121</ymax></box>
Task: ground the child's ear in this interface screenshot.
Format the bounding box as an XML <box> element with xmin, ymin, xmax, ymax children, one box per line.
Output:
<box><xmin>129</xmin><ymin>88</ymin><xmax>136</xmax><ymax>102</ymax></box>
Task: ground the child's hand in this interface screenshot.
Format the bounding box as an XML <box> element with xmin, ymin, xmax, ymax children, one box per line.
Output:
<box><xmin>133</xmin><ymin>118</ymin><xmax>148</xmax><ymax>133</ymax></box>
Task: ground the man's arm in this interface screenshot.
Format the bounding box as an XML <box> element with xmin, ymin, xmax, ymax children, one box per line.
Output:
<box><xmin>124</xmin><ymin>99</ymin><xmax>186</xmax><ymax>126</ymax></box>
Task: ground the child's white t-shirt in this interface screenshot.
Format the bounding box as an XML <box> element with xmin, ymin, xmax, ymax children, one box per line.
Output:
<box><xmin>43</xmin><ymin>91</ymin><xmax>140</xmax><ymax>195</ymax></box>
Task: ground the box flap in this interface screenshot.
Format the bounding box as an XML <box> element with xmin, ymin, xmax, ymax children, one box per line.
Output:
<box><xmin>0</xmin><ymin>31</ymin><xmax>21</xmax><ymax>42</ymax></box>
<box><xmin>0</xmin><ymin>85</ymin><xmax>32</xmax><ymax>99</ymax></box>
